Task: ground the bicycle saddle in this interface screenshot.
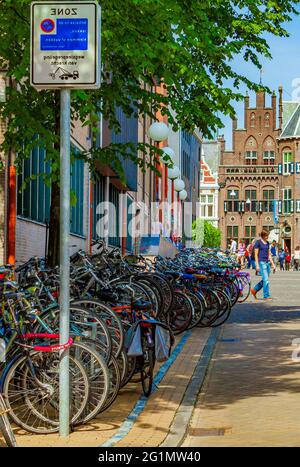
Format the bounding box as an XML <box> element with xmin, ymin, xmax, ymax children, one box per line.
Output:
<box><xmin>132</xmin><ymin>300</ymin><xmax>152</xmax><ymax>311</ymax></box>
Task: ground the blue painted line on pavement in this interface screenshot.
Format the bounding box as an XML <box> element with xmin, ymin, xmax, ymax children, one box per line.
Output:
<box><xmin>220</xmin><ymin>338</ymin><xmax>240</xmax><ymax>343</ymax></box>
<box><xmin>100</xmin><ymin>329</ymin><xmax>193</xmax><ymax>447</ymax></box>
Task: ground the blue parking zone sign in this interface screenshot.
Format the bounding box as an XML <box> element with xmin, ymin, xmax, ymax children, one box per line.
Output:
<box><xmin>41</xmin><ymin>18</ymin><xmax>88</xmax><ymax>51</ymax></box>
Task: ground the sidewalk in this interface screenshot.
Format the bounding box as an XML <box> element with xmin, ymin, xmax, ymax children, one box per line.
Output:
<box><xmin>13</xmin><ymin>327</ymin><xmax>211</xmax><ymax>447</ymax></box>
<box><xmin>183</xmin><ymin>272</ymin><xmax>300</xmax><ymax>447</ymax></box>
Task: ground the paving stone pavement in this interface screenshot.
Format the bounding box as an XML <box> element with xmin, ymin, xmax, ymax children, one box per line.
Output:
<box><xmin>182</xmin><ymin>271</ymin><xmax>300</xmax><ymax>447</ymax></box>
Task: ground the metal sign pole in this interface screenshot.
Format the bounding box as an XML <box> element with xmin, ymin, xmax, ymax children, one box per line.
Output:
<box><xmin>59</xmin><ymin>88</ymin><xmax>71</xmax><ymax>437</ymax></box>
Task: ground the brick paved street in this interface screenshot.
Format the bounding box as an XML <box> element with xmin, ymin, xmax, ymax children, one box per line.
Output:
<box><xmin>183</xmin><ymin>270</ymin><xmax>300</xmax><ymax>447</ymax></box>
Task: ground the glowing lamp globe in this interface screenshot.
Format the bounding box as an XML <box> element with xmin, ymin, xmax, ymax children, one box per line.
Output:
<box><xmin>179</xmin><ymin>189</ymin><xmax>188</xmax><ymax>201</ymax></box>
<box><xmin>174</xmin><ymin>178</ymin><xmax>185</xmax><ymax>192</ymax></box>
<box><xmin>148</xmin><ymin>122</ymin><xmax>170</xmax><ymax>142</ymax></box>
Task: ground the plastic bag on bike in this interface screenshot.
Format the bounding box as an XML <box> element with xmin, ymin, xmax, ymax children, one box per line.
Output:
<box><xmin>155</xmin><ymin>326</ymin><xmax>171</xmax><ymax>362</ymax></box>
<box><xmin>126</xmin><ymin>324</ymin><xmax>143</xmax><ymax>357</ymax></box>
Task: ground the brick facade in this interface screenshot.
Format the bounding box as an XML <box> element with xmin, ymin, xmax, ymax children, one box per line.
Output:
<box><xmin>218</xmin><ymin>90</ymin><xmax>281</xmax><ymax>249</ymax></box>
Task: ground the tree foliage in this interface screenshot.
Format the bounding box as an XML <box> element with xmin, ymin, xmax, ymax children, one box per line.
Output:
<box><xmin>192</xmin><ymin>219</ymin><xmax>221</xmax><ymax>247</ymax></box>
<box><xmin>0</xmin><ymin>0</ymin><xmax>299</xmax><ymax>178</ymax></box>
<box><xmin>203</xmin><ymin>221</ymin><xmax>221</xmax><ymax>248</ymax></box>
<box><xmin>0</xmin><ymin>0</ymin><xmax>298</xmax><ymax>264</ymax></box>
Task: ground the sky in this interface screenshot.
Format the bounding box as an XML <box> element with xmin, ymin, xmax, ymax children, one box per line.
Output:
<box><xmin>221</xmin><ymin>12</ymin><xmax>300</xmax><ymax>150</ymax></box>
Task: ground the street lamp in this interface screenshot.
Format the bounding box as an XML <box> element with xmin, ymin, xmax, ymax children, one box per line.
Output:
<box><xmin>230</xmin><ymin>190</ymin><xmax>236</xmax><ymax>198</ymax></box>
<box><xmin>161</xmin><ymin>146</ymin><xmax>175</xmax><ymax>165</ymax></box>
<box><xmin>174</xmin><ymin>178</ymin><xmax>185</xmax><ymax>192</ymax></box>
<box><xmin>148</xmin><ymin>122</ymin><xmax>170</xmax><ymax>142</ymax></box>
<box><xmin>168</xmin><ymin>166</ymin><xmax>180</xmax><ymax>180</ymax></box>
<box><xmin>179</xmin><ymin>189</ymin><xmax>188</xmax><ymax>201</ymax></box>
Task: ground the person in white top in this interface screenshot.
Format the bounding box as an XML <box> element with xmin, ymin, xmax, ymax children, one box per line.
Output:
<box><xmin>294</xmin><ymin>246</ymin><xmax>300</xmax><ymax>271</ymax></box>
<box><xmin>230</xmin><ymin>238</ymin><xmax>237</xmax><ymax>255</ymax></box>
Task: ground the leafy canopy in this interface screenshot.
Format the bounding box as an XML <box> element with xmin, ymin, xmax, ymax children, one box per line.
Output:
<box><xmin>0</xmin><ymin>0</ymin><xmax>298</xmax><ymax>179</ymax></box>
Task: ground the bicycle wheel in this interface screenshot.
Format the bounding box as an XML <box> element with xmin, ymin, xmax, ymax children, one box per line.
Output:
<box><xmin>37</xmin><ymin>306</ymin><xmax>113</xmax><ymax>362</ymax></box>
<box><xmin>3</xmin><ymin>350</ymin><xmax>89</xmax><ymax>434</ymax></box>
<box><xmin>186</xmin><ymin>291</ymin><xmax>205</xmax><ymax>329</ymax></box>
<box><xmin>75</xmin><ymin>337</ymin><xmax>121</xmax><ymax>414</ymax></box>
<box><xmin>0</xmin><ymin>394</ymin><xmax>17</xmax><ymax>447</ymax></box>
<box><xmin>168</xmin><ymin>291</ymin><xmax>193</xmax><ymax>335</ymax></box>
<box><xmin>71</xmin><ymin>299</ymin><xmax>124</xmax><ymax>358</ymax></box>
<box><xmin>237</xmin><ymin>275</ymin><xmax>251</xmax><ymax>303</ymax></box>
<box><xmin>71</xmin><ymin>341</ymin><xmax>110</xmax><ymax>424</ymax></box>
<box><xmin>199</xmin><ymin>289</ymin><xmax>221</xmax><ymax>327</ymax></box>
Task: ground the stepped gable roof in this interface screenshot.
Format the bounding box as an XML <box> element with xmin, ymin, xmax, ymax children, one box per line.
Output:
<box><xmin>200</xmin><ymin>158</ymin><xmax>217</xmax><ymax>184</ymax></box>
<box><xmin>280</xmin><ymin>101</ymin><xmax>300</xmax><ymax>139</ymax></box>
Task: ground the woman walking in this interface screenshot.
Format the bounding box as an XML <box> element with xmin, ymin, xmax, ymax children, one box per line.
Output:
<box><xmin>251</xmin><ymin>230</ymin><xmax>276</xmax><ymax>301</ymax></box>
<box><xmin>237</xmin><ymin>238</ymin><xmax>246</xmax><ymax>267</ymax></box>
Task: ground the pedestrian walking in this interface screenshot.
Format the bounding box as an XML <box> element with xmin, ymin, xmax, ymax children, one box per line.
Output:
<box><xmin>278</xmin><ymin>248</ymin><xmax>286</xmax><ymax>271</ymax></box>
<box><xmin>270</xmin><ymin>240</ymin><xmax>278</xmax><ymax>267</ymax></box>
<box><xmin>237</xmin><ymin>239</ymin><xmax>246</xmax><ymax>267</ymax></box>
<box><xmin>230</xmin><ymin>237</ymin><xmax>237</xmax><ymax>255</ymax></box>
<box><xmin>285</xmin><ymin>250</ymin><xmax>291</xmax><ymax>271</ymax></box>
<box><xmin>251</xmin><ymin>230</ymin><xmax>276</xmax><ymax>301</ymax></box>
<box><xmin>294</xmin><ymin>246</ymin><xmax>300</xmax><ymax>271</ymax></box>
<box><xmin>247</xmin><ymin>239</ymin><xmax>257</xmax><ymax>270</ymax></box>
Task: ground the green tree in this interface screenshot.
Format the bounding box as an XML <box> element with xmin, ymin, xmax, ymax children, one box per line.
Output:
<box><xmin>203</xmin><ymin>221</ymin><xmax>221</xmax><ymax>248</ymax></box>
<box><xmin>192</xmin><ymin>219</ymin><xmax>221</xmax><ymax>247</ymax></box>
<box><xmin>0</xmin><ymin>0</ymin><xmax>298</xmax><ymax>264</ymax></box>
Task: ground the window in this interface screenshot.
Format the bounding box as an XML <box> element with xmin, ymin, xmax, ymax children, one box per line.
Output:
<box><xmin>70</xmin><ymin>155</ymin><xmax>84</xmax><ymax>236</ymax></box>
<box><xmin>245</xmin><ymin>226</ymin><xmax>256</xmax><ymax>245</ymax></box>
<box><xmin>92</xmin><ymin>174</ymin><xmax>106</xmax><ymax>240</ymax></box>
<box><xmin>109</xmin><ymin>184</ymin><xmax>120</xmax><ymax>247</ymax></box>
<box><xmin>227</xmin><ymin>190</ymin><xmax>239</xmax><ymax>200</ymax></box>
<box><xmin>227</xmin><ymin>189</ymin><xmax>239</xmax><ymax>212</ymax></box>
<box><xmin>227</xmin><ymin>226</ymin><xmax>238</xmax><ymax>248</ymax></box>
<box><xmin>283</xmin><ymin>151</ymin><xmax>293</xmax><ymax>175</ymax></box>
<box><xmin>262</xmin><ymin>225</ymin><xmax>273</xmax><ymax>233</ymax></box>
<box><xmin>263</xmin><ymin>189</ymin><xmax>275</xmax><ymax>212</ymax></box>
<box><xmin>245</xmin><ymin>151</ymin><xmax>257</xmax><ymax>165</ymax></box>
<box><xmin>263</xmin><ymin>151</ymin><xmax>275</xmax><ymax>165</ymax></box>
<box><xmin>200</xmin><ymin>194</ymin><xmax>214</xmax><ymax>218</ymax></box>
<box><xmin>17</xmin><ymin>143</ymin><xmax>51</xmax><ymax>223</ymax></box>
<box><xmin>245</xmin><ymin>189</ymin><xmax>257</xmax><ymax>212</ymax></box>
<box><xmin>17</xmin><ymin>142</ymin><xmax>84</xmax><ymax>236</ymax></box>
<box><xmin>250</xmin><ymin>112</ymin><xmax>256</xmax><ymax>128</ymax></box>
<box><xmin>283</xmin><ymin>188</ymin><xmax>292</xmax><ymax>214</ymax></box>
<box><xmin>265</xmin><ymin>113</ymin><xmax>270</xmax><ymax>128</ymax></box>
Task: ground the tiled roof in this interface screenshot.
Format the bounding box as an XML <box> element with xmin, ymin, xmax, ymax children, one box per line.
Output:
<box><xmin>200</xmin><ymin>159</ymin><xmax>217</xmax><ymax>184</ymax></box>
<box><xmin>280</xmin><ymin>102</ymin><xmax>300</xmax><ymax>138</ymax></box>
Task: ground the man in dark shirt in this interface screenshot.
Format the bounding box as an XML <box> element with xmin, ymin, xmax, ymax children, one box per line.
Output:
<box><xmin>251</xmin><ymin>230</ymin><xmax>276</xmax><ymax>301</ymax></box>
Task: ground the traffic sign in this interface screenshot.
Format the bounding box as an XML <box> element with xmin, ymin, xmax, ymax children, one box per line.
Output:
<box><xmin>30</xmin><ymin>2</ymin><xmax>101</xmax><ymax>89</ymax></box>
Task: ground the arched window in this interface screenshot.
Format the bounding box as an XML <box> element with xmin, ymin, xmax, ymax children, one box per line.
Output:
<box><xmin>265</xmin><ymin>112</ymin><xmax>270</xmax><ymax>128</ymax></box>
<box><xmin>245</xmin><ymin>136</ymin><xmax>258</xmax><ymax>165</ymax></box>
<box><xmin>263</xmin><ymin>136</ymin><xmax>275</xmax><ymax>165</ymax></box>
<box><xmin>250</xmin><ymin>112</ymin><xmax>256</xmax><ymax>128</ymax></box>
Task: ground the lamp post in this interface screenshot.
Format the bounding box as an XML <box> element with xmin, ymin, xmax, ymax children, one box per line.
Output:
<box><xmin>147</xmin><ymin>122</ymin><xmax>170</xmax><ymax>234</ymax></box>
<box><xmin>174</xmin><ymin>179</ymin><xmax>186</xmax><ymax>244</ymax></box>
<box><xmin>168</xmin><ymin>166</ymin><xmax>180</xmax><ymax>242</ymax></box>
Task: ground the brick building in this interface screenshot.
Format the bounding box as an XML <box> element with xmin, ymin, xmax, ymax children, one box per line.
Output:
<box><xmin>277</xmin><ymin>100</ymin><xmax>300</xmax><ymax>252</ymax></box>
<box><xmin>199</xmin><ymin>154</ymin><xmax>219</xmax><ymax>228</ymax></box>
<box><xmin>218</xmin><ymin>90</ymin><xmax>282</xmax><ymax>249</ymax></box>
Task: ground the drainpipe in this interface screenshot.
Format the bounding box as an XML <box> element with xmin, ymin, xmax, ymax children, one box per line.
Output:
<box><xmin>7</xmin><ymin>77</ymin><xmax>16</xmax><ymax>265</ymax></box>
<box><xmin>89</xmin><ymin>177</ymin><xmax>93</xmax><ymax>254</ymax></box>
